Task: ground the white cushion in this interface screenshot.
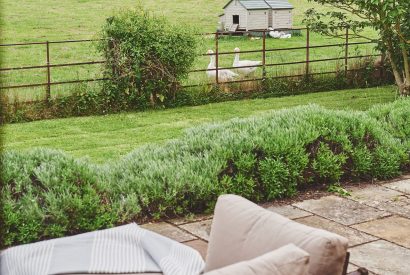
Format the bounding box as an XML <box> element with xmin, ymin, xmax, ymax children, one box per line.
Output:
<box><xmin>205</xmin><ymin>195</ymin><xmax>348</xmax><ymax>275</ymax></box>
<box><xmin>204</xmin><ymin>244</ymin><xmax>309</xmax><ymax>275</ymax></box>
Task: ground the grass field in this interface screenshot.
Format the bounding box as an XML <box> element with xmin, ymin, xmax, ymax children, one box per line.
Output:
<box><xmin>1</xmin><ymin>0</ymin><xmax>378</xmax><ymax>102</ymax></box>
<box><xmin>4</xmin><ymin>86</ymin><xmax>398</xmax><ymax>163</ymax></box>
<box><xmin>0</xmin><ymin>0</ymin><xmax>327</xmax><ymax>42</ymax></box>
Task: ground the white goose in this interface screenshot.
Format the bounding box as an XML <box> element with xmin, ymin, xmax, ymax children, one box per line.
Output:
<box><xmin>233</xmin><ymin>47</ymin><xmax>261</xmax><ymax>76</ymax></box>
<box><xmin>206</xmin><ymin>50</ymin><xmax>238</xmax><ymax>82</ymax></box>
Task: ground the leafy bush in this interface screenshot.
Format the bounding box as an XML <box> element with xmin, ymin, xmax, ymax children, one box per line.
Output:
<box><xmin>2</xmin><ymin>99</ymin><xmax>409</xmax><ymax>247</ymax></box>
<box><xmin>368</xmin><ymin>99</ymin><xmax>410</xmax><ymax>148</ymax></box>
<box><xmin>3</xmin><ymin>63</ymin><xmax>394</xmax><ymax>124</ymax></box>
<box><xmin>1</xmin><ymin>149</ymin><xmax>117</xmax><ymax>246</ymax></box>
<box><xmin>367</xmin><ymin>99</ymin><xmax>410</xmax><ymax>170</ymax></box>
<box><xmin>98</xmin><ymin>7</ymin><xmax>199</xmax><ymax>108</ymax></box>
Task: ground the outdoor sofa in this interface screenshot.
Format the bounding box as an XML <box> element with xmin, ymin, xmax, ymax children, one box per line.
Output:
<box><xmin>1</xmin><ymin>194</ymin><xmax>368</xmax><ymax>275</ymax></box>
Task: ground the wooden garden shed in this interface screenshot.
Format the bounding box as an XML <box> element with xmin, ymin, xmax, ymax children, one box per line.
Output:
<box><xmin>219</xmin><ymin>0</ymin><xmax>293</xmax><ymax>31</ymax></box>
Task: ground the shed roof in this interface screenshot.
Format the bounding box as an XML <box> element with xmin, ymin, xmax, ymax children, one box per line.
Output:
<box><xmin>240</xmin><ymin>0</ymin><xmax>270</xmax><ymax>9</ymax></box>
<box><xmin>265</xmin><ymin>0</ymin><xmax>293</xmax><ymax>9</ymax></box>
<box><xmin>223</xmin><ymin>0</ymin><xmax>293</xmax><ymax>10</ymax></box>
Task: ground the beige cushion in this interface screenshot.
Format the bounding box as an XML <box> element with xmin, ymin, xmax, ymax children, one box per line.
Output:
<box><xmin>204</xmin><ymin>244</ymin><xmax>309</xmax><ymax>275</ymax></box>
<box><xmin>205</xmin><ymin>195</ymin><xmax>348</xmax><ymax>275</ymax></box>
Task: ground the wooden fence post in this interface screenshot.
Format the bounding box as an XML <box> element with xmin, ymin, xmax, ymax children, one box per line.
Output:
<box><xmin>306</xmin><ymin>27</ymin><xmax>310</xmax><ymax>77</ymax></box>
<box><xmin>345</xmin><ymin>27</ymin><xmax>349</xmax><ymax>77</ymax></box>
<box><xmin>46</xmin><ymin>41</ymin><xmax>51</xmax><ymax>101</ymax></box>
<box><xmin>262</xmin><ymin>30</ymin><xmax>266</xmax><ymax>80</ymax></box>
<box><xmin>215</xmin><ymin>32</ymin><xmax>219</xmax><ymax>84</ymax></box>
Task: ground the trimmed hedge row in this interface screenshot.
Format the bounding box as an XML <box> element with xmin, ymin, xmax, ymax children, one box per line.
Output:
<box><xmin>2</xmin><ymin>99</ymin><xmax>409</xmax><ymax>247</ymax></box>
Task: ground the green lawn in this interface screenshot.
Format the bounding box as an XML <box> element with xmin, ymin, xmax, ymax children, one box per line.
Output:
<box><xmin>0</xmin><ymin>0</ymin><xmax>328</xmax><ymax>42</ymax></box>
<box><xmin>4</xmin><ymin>86</ymin><xmax>398</xmax><ymax>163</ymax></box>
<box><xmin>1</xmin><ymin>0</ymin><xmax>377</xmax><ymax>102</ymax></box>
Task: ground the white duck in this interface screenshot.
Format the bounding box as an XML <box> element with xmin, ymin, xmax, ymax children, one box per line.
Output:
<box><xmin>268</xmin><ymin>27</ymin><xmax>278</xmax><ymax>38</ymax></box>
<box><xmin>233</xmin><ymin>47</ymin><xmax>261</xmax><ymax>76</ymax></box>
<box><xmin>280</xmin><ymin>33</ymin><xmax>292</xmax><ymax>39</ymax></box>
<box><xmin>206</xmin><ymin>50</ymin><xmax>238</xmax><ymax>82</ymax></box>
<box><xmin>269</xmin><ymin>30</ymin><xmax>284</xmax><ymax>38</ymax></box>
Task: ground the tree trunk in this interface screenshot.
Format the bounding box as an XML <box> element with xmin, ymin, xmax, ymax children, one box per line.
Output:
<box><xmin>386</xmin><ymin>49</ymin><xmax>409</xmax><ymax>96</ymax></box>
<box><xmin>400</xmin><ymin>47</ymin><xmax>410</xmax><ymax>96</ymax></box>
<box><xmin>397</xmin><ymin>82</ymin><xmax>410</xmax><ymax>96</ymax></box>
<box><xmin>382</xmin><ymin>27</ymin><xmax>410</xmax><ymax>96</ymax></box>
<box><xmin>401</xmin><ymin>84</ymin><xmax>410</xmax><ymax>96</ymax></box>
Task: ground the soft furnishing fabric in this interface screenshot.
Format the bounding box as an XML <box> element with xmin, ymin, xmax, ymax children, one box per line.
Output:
<box><xmin>0</xmin><ymin>223</ymin><xmax>204</xmax><ymax>275</ymax></box>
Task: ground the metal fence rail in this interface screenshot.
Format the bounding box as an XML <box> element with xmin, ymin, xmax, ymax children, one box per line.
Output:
<box><xmin>0</xmin><ymin>39</ymin><xmax>105</xmax><ymax>94</ymax></box>
<box><xmin>0</xmin><ymin>28</ymin><xmax>380</xmax><ymax>101</ymax></box>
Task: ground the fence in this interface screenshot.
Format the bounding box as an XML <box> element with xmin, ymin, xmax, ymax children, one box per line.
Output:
<box><xmin>0</xmin><ymin>40</ymin><xmax>106</xmax><ymax>98</ymax></box>
<box><xmin>0</xmin><ymin>27</ymin><xmax>381</xmax><ymax>102</ymax></box>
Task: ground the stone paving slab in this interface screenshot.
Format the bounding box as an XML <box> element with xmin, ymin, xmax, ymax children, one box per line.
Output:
<box><xmin>349</xmin><ymin>240</ymin><xmax>410</xmax><ymax>275</ymax></box>
<box><xmin>352</xmin><ymin>216</ymin><xmax>410</xmax><ymax>249</ymax></box>
<box><xmin>293</xmin><ymin>195</ymin><xmax>390</xmax><ymax>226</ymax></box>
<box><xmin>349</xmin><ymin>185</ymin><xmax>410</xmax><ymax>218</ymax></box>
<box><xmin>347</xmin><ymin>263</ymin><xmax>376</xmax><ymax>275</ymax></box>
<box><xmin>295</xmin><ymin>215</ymin><xmax>378</xmax><ymax>247</ymax></box>
<box><xmin>179</xmin><ymin>219</ymin><xmax>213</xmax><ymax>241</ymax></box>
<box><xmin>168</xmin><ymin>214</ymin><xmax>213</xmax><ymax>226</ymax></box>
<box><xmin>140</xmin><ymin>222</ymin><xmax>196</xmax><ymax>242</ymax></box>
<box><xmin>370</xmin><ymin>198</ymin><xmax>410</xmax><ymax>219</ymax></box>
<box><xmin>266</xmin><ymin>205</ymin><xmax>313</xmax><ymax>219</ymax></box>
<box><xmin>182</xmin><ymin>239</ymin><xmax>208</xmax><ymax>260</ymax></box>
<box><xmin>349</xmin><ymin>185</ymin><xmax>405</xmax><ymax>206</ymax></box>
<box><xmin>384</xmin><ymin>179</ymin><xmax>410</xmax><ymax>194</ymax></box>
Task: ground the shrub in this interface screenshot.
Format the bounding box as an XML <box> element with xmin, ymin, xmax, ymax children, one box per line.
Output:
<box><xmin>98</xmin><ymin>7</ymin><xmax>199</xmax><ymax>109</ymax></box>
<box><xmin>2</xmin><ymin>99</ymin><xmax>409</xmax><ymax>247</ymax></box>
<box><xmin>1</xmin><ymin>149</ymin><xmax>116</xmax><ymax>246</ymax></box>
<box><xmin>368</xmin><ymin>98</ymin><xmax>410</xmax><ymax>148</ymax></box>
<box><xmin>368</xmin><ymin>98</ymin><xmax>410</xmax><ymax>170</ymax></box>
<box><xmin>2</xmin><ymin>66</ymin><xmax>395</xmax><ymax>123</ymax></box>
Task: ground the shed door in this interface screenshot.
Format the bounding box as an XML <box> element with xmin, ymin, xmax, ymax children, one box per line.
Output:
<box><xmin>233</xmin><ymin>15</ymin><xmax>239</xmax><ymax>24</ymax></box>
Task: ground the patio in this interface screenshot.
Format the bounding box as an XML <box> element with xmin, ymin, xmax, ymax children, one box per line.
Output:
<box><xmin>142</xmin><ymin>175</ymin><xmax>410</xmax><ymax>275</ymax></box>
